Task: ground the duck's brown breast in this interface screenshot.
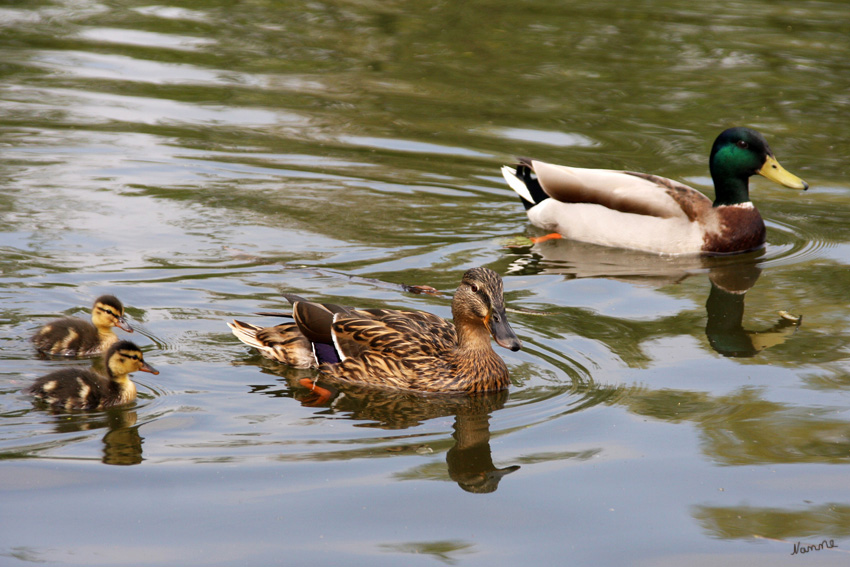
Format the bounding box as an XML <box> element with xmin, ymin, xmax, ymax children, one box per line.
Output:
<box><xmin>702</xmin><ymin>204</ymin><xmax>766</xmax><ymax>254</ymax></box>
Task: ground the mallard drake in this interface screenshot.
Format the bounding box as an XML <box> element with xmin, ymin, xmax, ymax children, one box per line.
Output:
<box><xmin>32</xmin><ymin>295</ymin><xmax>133</xmax><ymax>357</ymax></box>
<box><xmin>228</xmin><ymin>267</ymin><xmax>522</xmax><ymax>393</ymax></box>
<box><xmin>25</xmin><ymin>340</ymin><xmax>158</xmax><ymax>411</ymax></box>
<box><xmin>501</xmin><ymin>127</ymin><xmax>809</xmax><ymax>255</ymax></box>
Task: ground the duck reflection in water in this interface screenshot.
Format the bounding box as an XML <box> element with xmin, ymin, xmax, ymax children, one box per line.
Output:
<box><xmin>311</xmin><ymin>384</ymin><xmax>519</xmax><ymax>494</ymax></box>
<box><xmin>705</xmin><ymin>262</ymin><xmax>801</xmax><ymax>357</ymax></box>
<box><xmin>445</xmin><ymin>394</ymin><xmax>520</xmax><ymax>493</ymax></box>
<box><xmin>249</xmin><ymin>368</ymin><xmax>519</xmax><ymax>493</ymax></box>
<box><xmin>505</xmin><ymin>238</ymin><xmax>801</xmax><ymax>358</ymax></box>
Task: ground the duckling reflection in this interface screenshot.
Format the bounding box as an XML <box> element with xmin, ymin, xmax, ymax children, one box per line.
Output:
<box><xmin>101</xmin><ymin>410</ymin><xmax>143</xmax><ymax>465</ymax></box>
<box><xmin>245</xmin><ymin>362</ymin><xmax>519</xmax><ymax>493</ymax></box>
<box><xmin>706</xmin><ymin>263</ymin><xmax>801</xmax><ymax>357</ymax></box>
<box><xmin>40</xmin><ymin>408</ymin><xmax>143</xmax><ymax>465</ymax></box>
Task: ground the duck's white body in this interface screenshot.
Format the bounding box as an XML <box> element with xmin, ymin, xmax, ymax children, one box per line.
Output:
<box><xmin>501</xmin><ymin>161</ymin><xmax>764</xmax><ymax>256</ymax></box>
<box><xmin>526</xmin><ymin>199</ymin><xmax>710</xmax><ymax>255</ymax></box>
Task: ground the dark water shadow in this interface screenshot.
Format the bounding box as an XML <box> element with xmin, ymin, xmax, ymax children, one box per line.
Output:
<box><xmin>325</xmin><ymin>385</ymin><xmax>519</xmax><ymax>494</ymax></box>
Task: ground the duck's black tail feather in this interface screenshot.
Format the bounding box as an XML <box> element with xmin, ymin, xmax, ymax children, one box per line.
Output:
<box><xmin>501</xmin><ymin>158</ymin><xmax>549</xmax><ymax>210</ymax></box>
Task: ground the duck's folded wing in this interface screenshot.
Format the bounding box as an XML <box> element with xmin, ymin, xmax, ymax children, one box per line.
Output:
<box><xmin>366</xmin><ymin>309</ymin><xmax>455</xmax><ymax>357</ymax></box>
<box><xmin>289</xmin><ymin>299</ymin><xmax>360</xmax><ymax>339</ymax></box>
<box><xmin>530</xmin><ymin>160</ymin><xmax>712</xmax><ymax>221</ymax></box>
<box><xmin>331</xmin><ymin>309</ymin><xmax>454</xmax><ymax>361</ymax></box>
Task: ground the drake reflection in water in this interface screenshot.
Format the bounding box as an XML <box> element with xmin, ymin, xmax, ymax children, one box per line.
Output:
<box><xmin>705</xmin><ymin>262</ymin><xmax>801</xmax><ymax>358</ymax></box>
<box><xmin>505</xmin><ymin>238</ymin><xmax>801</xmax><ymax>359</ymax></box>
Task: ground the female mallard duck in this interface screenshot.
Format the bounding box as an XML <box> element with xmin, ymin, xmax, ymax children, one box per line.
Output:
<box><xmin>25</xmin><ymin>340</ymin><xmax>158</xmax><ymax>411</ymax></box>
<box><xmin>228</xmin><ymin>267</ymin><xmax>522</xmax><ymax>393</ymax></box>
<box><xmin>32</xmin><ymin>295</ymin><xmax>133</xmax><ymax>357</ymax></box>
<box><xmin>501</xmin><ymin>127</ymin><xmax>809</xmax><ymax>255</ymax></box>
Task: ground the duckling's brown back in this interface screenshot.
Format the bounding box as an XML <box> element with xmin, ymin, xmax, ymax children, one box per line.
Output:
<box><xmin>25</xmin><ymin>367</ymin><xmax>110</xmax><ymax>410</ymax></box>
<box><xmin>32</xmin><ymin>317</ymin><xmax>103</xmax><ymax>357</ymax></box>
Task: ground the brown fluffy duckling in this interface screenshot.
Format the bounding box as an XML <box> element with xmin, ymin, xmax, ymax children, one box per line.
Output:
<box><xmin>32</xmin><ymin>295</ymin><xmax>133</xmax><ymax>357</ymax></box>
<box><xmin>26</xmin><ymin>340</ymin><xmax>158</xmax><ymax>411</ymax></box>
<box><xmin>229</xmin><ymin>267</ymin><xmax>522</xmax><ymax>393</ymax></box>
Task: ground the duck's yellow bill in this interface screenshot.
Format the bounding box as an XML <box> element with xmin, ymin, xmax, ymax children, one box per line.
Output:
<box><xmin>758</xmin><ymin>155</ymin><xmax>809</xmax><ymax>190</ymax></box>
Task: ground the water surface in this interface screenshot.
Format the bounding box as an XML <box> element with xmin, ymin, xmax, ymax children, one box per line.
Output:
<box><xmin>2</xmin><ymin>1</ymin><xmax>849</xmax><ymax>565</ymax></box>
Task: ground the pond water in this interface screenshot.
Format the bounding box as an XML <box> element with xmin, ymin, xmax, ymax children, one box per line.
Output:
<box><xmin>1</xmin><ymin>1</ymin><xmax>849</xmax><ymax>565</ymax></box>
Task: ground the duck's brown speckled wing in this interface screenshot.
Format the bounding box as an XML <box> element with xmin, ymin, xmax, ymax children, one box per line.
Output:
<box><xmin>332</xmin><ymin>308</ymin><xmax>456</xmax><ymax>360</ymax></box>
<box><xmin>308</xmin><ymin>308</ymin><xmax>458</xmax><ymax>391</ymax></box>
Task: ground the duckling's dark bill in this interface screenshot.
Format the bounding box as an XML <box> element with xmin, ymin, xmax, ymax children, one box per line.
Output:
<box><xmin>140</xmin><ymin>362</ymin><xmax>159</xmax><ymax>375</ymax></box>
<box><xmin>758</xmin><ymin>155</ymin><xmax>808</xmax><ymax>190</ymax></box>
<box><xmin>117</xmin><ymin>318</ymin><xmax>134</xmax><ymax>332</ymax></box>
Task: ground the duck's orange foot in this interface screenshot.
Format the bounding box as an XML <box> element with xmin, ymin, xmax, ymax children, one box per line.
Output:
<box><xmin>530</xmin><ymin>233</ymin><xmax>563</xmax><ymax>244</ymax></box>
<box><xmin>298</xmin><ymin>378</ymin><xmax>333</xmax><ymax>406</ymax></box>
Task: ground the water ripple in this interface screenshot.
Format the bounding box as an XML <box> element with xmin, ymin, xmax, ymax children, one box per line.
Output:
<box><xmin>762</xmin><ymin>218</ymin><xmax>837</xmax><ymax>268</ymax></box>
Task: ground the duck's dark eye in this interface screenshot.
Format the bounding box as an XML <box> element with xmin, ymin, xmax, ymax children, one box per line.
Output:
<box><xmin>736</xmin><ymin>140</ymin><xmax>749</xmax><ymax>149</ymax></box>
<box><xmin>469</xmin><ymin>283</ymin><xmax>479</xmax><ymax>293</ymax></box>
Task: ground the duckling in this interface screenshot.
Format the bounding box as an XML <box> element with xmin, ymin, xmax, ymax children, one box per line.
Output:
<box><xmin>501</xmin><ymin>127</ymin><xmax>809</xmax><ymax>255</ymax></box>
<box><xmin>25</xmin><ymin>340</ymin><xmax>158</xmax><ymax>411</ymax></box>
<box><xmin>229</xmin><ymin>267</ymin><xmax>522</xmax><ymax>393</ymax></box>
<box><xmin>32</xmin><ymin>295</ymin><xmax>133</xmax><ymax>357</ymax></box>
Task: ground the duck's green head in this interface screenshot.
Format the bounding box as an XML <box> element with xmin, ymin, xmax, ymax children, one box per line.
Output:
<box><xmin>709</xmin><ymin>127</ymin><xmax>808</xmax><ymax>206</ymax></box>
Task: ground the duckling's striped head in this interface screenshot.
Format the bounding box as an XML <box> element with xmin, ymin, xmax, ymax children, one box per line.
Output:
<box><xmin>454</xmin><ymin>267</ymin><xmax>522</xmax><ymax>352</ymax></box>
<box><xmin>105</xmin><ymin>340</ymin><xmax>158</xmax><ymax>379</ymax></box>
<box><xmin>92</xmin><ymin>295</ymin><xmax>133</xmax><ymax>333</ymax></box>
